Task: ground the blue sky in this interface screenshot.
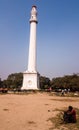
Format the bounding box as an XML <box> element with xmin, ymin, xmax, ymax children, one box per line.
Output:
<box><xmin>0</xmin><ymin>0</ymin><xmax>79</xmax><ymax>80</ymax></box>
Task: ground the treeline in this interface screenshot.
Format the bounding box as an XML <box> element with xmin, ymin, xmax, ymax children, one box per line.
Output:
<box><xmin>0</xmin><ymin>73</ymin><xmax>79</xmax><ymax>91</ymax></box>
<box><xmin>51</xmin><ymin>74</ymin><xmax>79</xmax><ymax>91</ymax></box>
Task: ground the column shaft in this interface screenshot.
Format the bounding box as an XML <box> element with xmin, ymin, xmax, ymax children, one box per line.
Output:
<box><xmin>28</xmin><ymin>22</ymin><xmax>37</xmax><ymax>72</ymax></box>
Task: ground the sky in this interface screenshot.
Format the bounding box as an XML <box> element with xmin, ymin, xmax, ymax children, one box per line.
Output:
<box><xmin>0</xmin><ymin>0</ymin><xmax>79</xmax><ymax>80</ymax></box>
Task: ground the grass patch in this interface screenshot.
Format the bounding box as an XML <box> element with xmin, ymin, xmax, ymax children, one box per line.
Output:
<box><xmin>9</xmin><ymin>90</ymin><xmax>40</xmax><ymax>95</ymax></box>
<box><xmin>50</xmin><ymin>98</ymin><xmax>79</xmax><ymax>102</ymax></box>
<box><xmin>49</xmin><ymin>92</ymin><xmax>79</xmax><ymax>97</ymax></box>
<box><xmin>47</xmin><ymin>108</ymin><xmax>79</xmax><ymax>130</ymax></box>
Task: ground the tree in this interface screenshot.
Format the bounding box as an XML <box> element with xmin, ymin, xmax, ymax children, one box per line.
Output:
<box><xmin>50</xmin><ymin>74</ymin><xmax>79</xmax><ymax>91</ymax></box>
<box><xmin>0</xmin><ymin>78</ymin><xmax>3</xmax><ymax>88</ymax></box>
<box><xmin>39</xmin><ymin>76</ymin><xmax>50</xmax><ymax>89</ymax></box>
<box><xmin>4</xmin><ymin>73</ymin><xmax>23</xmax><ymax>89</ymax></box>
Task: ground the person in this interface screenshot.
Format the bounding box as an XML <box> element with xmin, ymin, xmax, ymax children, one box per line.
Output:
<box><xmin>61</xmin><ymin>90</ymin><xmax>64</xmax><ymax>96</ymax></box>
<box><xmin>63</xmin><ymin>106</ymin><xmax>76</xmax><ymax>123</ymax></box>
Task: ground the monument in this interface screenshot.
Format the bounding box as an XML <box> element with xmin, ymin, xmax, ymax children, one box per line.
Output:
<box><xmin>21</xmin><ymin>6</ymin><xmax>40</xmax><ymax>90</ymax></box>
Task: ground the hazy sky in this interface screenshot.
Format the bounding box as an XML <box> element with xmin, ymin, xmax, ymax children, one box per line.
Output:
<box><xmin>0</xmin><ymin>0</ymin><xmax>79</xmax><ymax>80</ymax></box>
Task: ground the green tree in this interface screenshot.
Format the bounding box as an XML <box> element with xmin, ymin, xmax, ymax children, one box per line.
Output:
<box><xmin>5</xmin><ymin>73</ymin><xmax>23</xmax><ymax>89</ymax></box>
<box><xmin>0</xmin><ymin>78</ymin><xmax>3</xmax><ymax>87</ymax></box>
<box><xmin>50</xmin><ymin>74</ymin><xmax>79</xmax><ymax>91</ymax></box>
<box><xmin>39</xmin><ymin>76</ymin><xmax>50</xmax><ymax>89</ymax></box>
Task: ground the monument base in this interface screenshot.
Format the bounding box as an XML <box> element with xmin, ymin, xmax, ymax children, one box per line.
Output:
<box><xmin>21</xmin><ymin>71</ymin><xmax>40</xmax><ymax>90</ymax></box>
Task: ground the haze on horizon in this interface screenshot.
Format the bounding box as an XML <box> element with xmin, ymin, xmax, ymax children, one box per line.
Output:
<box><xmin>0</xmin><ymin>0</ymin><xmax>79</xmax><ymax>80</ymax></box>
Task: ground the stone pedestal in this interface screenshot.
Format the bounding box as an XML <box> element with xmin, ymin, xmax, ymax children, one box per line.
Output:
<box><xmin>21</xmin><ymin>71</ymin><xmax>40</xmax><ymax>90</ymax></box>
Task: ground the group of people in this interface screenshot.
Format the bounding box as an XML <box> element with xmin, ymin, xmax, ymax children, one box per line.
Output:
<box><xmin>63</xmin><ymin>106</ymin><xmax>77</xmax><ymax>123</ymax></box>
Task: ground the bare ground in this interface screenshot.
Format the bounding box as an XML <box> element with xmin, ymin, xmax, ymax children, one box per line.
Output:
<box><xmin>0</xmin><ymin>92</ymin><xmax>79</xmax><ymax>130</ymax></box>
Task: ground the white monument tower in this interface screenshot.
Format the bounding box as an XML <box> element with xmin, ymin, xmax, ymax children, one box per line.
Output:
<box><xmin>21</xmin><ymin>6</ymin><xmax>40</xmax><ymax>90</ymax></box>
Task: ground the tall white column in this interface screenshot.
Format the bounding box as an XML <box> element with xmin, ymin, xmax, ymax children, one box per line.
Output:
<box><xmin>28</xmin><ymin>7</ymin><xmax>38</xmax><ymax>72</ymax></box>
<box><xmin>21</xmin><ymin>6</ymin><xmax>40</xmax><ymax>90</ymax></box>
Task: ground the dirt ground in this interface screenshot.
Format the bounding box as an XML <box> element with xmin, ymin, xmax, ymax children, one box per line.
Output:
<box><xmin>0</xmin><ymin>92</ymin><xmax>79</xmax><ymax>130</ymax></box>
